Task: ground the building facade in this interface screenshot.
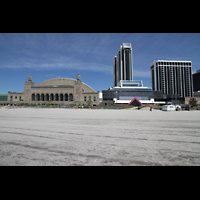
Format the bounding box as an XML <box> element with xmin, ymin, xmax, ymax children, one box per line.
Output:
<box><xmin>193</xmin><ymin>69</ymin><xmax>200</xmax><ymax>92</ymax></box>
<box><xmin>150</xmin><ymin>60</ymin><xmax>193</xmax><ymax>98</ymax></box>
<box><xmin>1</xmin><ymin>74</ymin><xmax>99</xmax><ymax>106</ymax></box>
<box><xmin>113</xmin><ymin>43</ymin><xmax>133</xmax><ymax>87</ymax></box>
<box><xmin>102</xmin><ymin>80</ymin><xmax>184</xmax><ymax>106</ymax></box>
<box><xmin>103</xmin><ymin>46</ymin><xmax>186</xmax><ymax>106</ymax></box>
<box><xmin>193</xmin><ymin>69</ymin><xmax>200</xmax><ymax>97</ymax></box>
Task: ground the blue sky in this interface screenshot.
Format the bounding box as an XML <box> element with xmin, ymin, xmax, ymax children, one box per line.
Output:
<box><xmin>0</xmin><ymin>33</ymin><xmax>200</xmax><ymax>94</ymax></box>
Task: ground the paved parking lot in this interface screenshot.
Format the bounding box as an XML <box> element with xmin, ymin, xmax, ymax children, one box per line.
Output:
<box><xmin>0</xmin><ymin>108</ymin><xmax>200</xmax><ymax>166</ymax></box>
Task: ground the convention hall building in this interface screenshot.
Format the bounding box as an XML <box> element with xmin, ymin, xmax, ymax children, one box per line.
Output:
<box><xmin>0</xmin><ymin>74</ymin><xmax>99</xmax><ymax>106</ymax></box>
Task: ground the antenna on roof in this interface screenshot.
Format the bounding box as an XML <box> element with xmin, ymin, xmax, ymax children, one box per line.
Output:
<box><xmin>28</xmin><ymin>74</ymin><xmax>32</xmax><ymax>81</ymax></box>
<box><xmin>77</xmin><ymin>73</ymin><xmax>81</xmax><ymax>81</ymax></box>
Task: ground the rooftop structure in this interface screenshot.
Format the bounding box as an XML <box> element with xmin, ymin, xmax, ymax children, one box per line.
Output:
<box><xmin>117</xmin><ymin>80</ymin><xmax>143</xmax><ymax>87</ymax></box>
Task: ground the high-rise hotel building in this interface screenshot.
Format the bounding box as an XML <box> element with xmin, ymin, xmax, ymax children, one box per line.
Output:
<box><xmin>113</xmin><ymin>43</ymin><xmax>133</xmax><ymax>86</ymax></box>
<box><xmin>151</xmin><ymin>60</ymin><xmax>193</xmax><ymax>98</ymax></box>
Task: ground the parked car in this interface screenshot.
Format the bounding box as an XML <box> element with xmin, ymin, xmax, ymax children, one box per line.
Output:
<box><xmin>162</xmin><ymin>105</ymin><xmax>176</xmax><ymax>111</ymax></box>
<box><xmin>162</xmin><ymin>105</ymin><xmax>181</xmax><ymax>111</ymax></box>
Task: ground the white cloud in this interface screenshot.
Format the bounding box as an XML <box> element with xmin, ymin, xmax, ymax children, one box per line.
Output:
<box><xmin>0</xmin><ymin>59</ymin><xmax>113</xmax><ymax>75</ymax></box>
<box><xmin>0</xmin><ymin>33</ymin><xmax>114</xmax><ymax>74</ymax></box>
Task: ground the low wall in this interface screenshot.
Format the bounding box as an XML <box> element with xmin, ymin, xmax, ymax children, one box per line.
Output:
<box><xmin>0</xmin><ymin>100</ymin><xmax>98</xmax><ymax>106</ymax></box>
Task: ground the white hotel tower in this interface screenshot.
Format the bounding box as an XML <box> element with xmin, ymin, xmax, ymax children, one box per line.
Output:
<box><xmin>150</xmin><ymin>60</ymin><xmax>193</xmax><ymax>98</ymax></box>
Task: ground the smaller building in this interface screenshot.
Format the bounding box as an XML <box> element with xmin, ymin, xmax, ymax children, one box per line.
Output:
<box><xmin>103</xmin><ymin>80</ymin><xmax>169</xmax><ymax>106</ymax></box>
<box><xmin>7</xmin><ymin>92</ymin><xmax>23</xmax><ymax>102</ymax></box>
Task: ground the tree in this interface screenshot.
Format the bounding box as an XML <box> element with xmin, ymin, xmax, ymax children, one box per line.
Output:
<box><xmin>189</xmin><ymin>98</ymin><xmax>197</xmax><ymax>107</ymax></box>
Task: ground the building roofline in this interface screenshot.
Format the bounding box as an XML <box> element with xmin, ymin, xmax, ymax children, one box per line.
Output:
<box><xmin>151</xmin><ymin>60</ymin><xmax>192</xmax><ymax>66</ymax></box>
<box><xmin>32</xmin><ymin>85</ymin><xmax>74</xmax><ymax>88</ymax></box>
<box><xmin>156</xmin><ymin>60</ymin><xmax>191</xmax><ymax>62</ymax></box>
<box><xmin>35</xmin><ymin>78</ymin><xmax>96</xmax><ymax>93</ymax></box>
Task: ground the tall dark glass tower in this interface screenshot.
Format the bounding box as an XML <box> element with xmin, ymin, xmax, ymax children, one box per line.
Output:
<box><xmin>113</xmin><ymin>43</ymin><xmax>133</xmax><ymax>86</ymax></box>
<box><xmin>193</xmin><ymin>69</ymin><xmax>200</xmax><ymax>92</ymax></box>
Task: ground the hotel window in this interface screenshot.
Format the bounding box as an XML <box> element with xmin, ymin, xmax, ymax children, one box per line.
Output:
<box><xmin>84</xmin><ymin>96</ymin><xmax>87</xmax><ymax>101</ymax></box>
<box><xmin>89</xmin><ymin>96</ymin><xmax>91</xmax><ymax>101</ymax></box>
<box><xmin>94</xmin><ymin>96</ymin><xmax>96</xmax><ymax>102</ymax></box>
<box><xmin>15</xmin><ymin>96</ymin><xmax>17</xmax><ymax>100</ymax></box>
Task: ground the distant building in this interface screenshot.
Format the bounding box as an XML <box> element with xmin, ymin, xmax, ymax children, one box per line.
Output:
<box><xmin>113</xmin><ymin>43</ymin><xmax>133</xmax><ymax>87</ymax></box>
<box><xmin>103</xmin><ymin>80</ymin><xmax>166</xmax><ymax>106</ymax></box>
<box><xmin>106</xmin><ymin>43</ymin><xmax>163</xmax><ymax>106</ymax></box>
<box><xmin>150</xmin><ymin>60</ymin><xmax>193</xmax><ymax>98</ymax></box>
<box><xmin>193</xmin><ymin>69</ymin><xmax>200</xmax><ymax>97</ymax></box>
<box><xmin>102</xmin><ymin>79</ymin><xmax>185</xmax><ymax>106</ymax></box>
<box><xmin>0</xmin><ymin>74</ymin><xmax>99</xmax><ymax>106</ymax></box>
<box><xmin>103</xmin><ymin>47</ymin><xmax>186</xmax><ymax>106</ymax></box>
<box><xmin>193</xmin><ymin>69</ymin><xmax>200</xmax><ymax>92</ymax></box>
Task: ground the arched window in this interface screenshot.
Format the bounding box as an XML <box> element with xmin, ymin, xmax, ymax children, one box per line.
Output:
<box><xmin>60</xmin><ymin>94</ymin><xmax>63</xmax><ymax>101</ymax></box>
<box><xmin>55</xmin><ymin>94</ymin><xmax>59</xmax><ymax>101</ymax></box>
<box><xmin>41</xmin><ymin>94</ymin><xmax>44</xmax><ymax>101</ymax></box>
<box><xmin>32</xmin><ymin>94</ymin><xmax>35</xmax><ymax>101</ymax></box>
<box><xmin>46</xmin><ymin>94</ymin><xmax>49</xmax><ymax>101</ymax></box>
<box><xmin>69</xmin><ymin>94</ymin><xmax>73</xmax><ymax>101</ymax></box>
<box><xmin>36</xmin><ymin>94</ymin><xmax>40</xmax><ymax>101</ymax></box>
<box><xmin>50</xmin><ymin>94</ymin><xmax>54</xmax><ymax>101</ymax></box>
<box><xmin>65</xmin><ymin>94</ymin><xmax>68</xmax><ymax>101</ymax></box>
